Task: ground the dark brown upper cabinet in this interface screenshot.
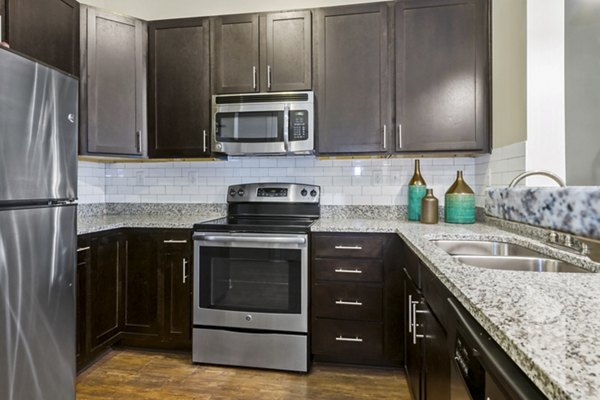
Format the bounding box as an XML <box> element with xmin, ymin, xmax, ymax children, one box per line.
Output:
<box><xmin>314</xmin><ymin>3</ymin><xmax>392</xmax><ymax>155</ymax></box>
<box><xmin>148</xmin><ymin>18</ymin><xmax>211</xmax><ymax>158</ymax></box>
<box><xmin>212</xmin><ymin>11</ymin><xmax>312</xmax><ymax>94</ymax></box>
<box><xmin>395</xmin><ymin>0</ymin><xmax>490</xmax><ymax>153</ymax></box>
<box><xmin>80</xmin><ymin>6</ymin><xmax>147</xmax><ymax>157</ymax></box>
<box><xmin>2</xmin><ymin>0</ymin><xmax>79</xmax><ymax>76</ymax></box>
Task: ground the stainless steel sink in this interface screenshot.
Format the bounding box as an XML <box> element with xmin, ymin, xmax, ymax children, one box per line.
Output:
<box><xmin>432</xmin><ymin>240</ymin><xmax>544</xmax><ymax>257</ymax></box>
<box><xmin>452</xmin><ymin>255</ymin><xmax>590</xmax><ymax>273</ymax></box>
<box><xmin>431</xmin><ymin>239</ymin><xmax>592</xmax><ymax>273</ymax></box>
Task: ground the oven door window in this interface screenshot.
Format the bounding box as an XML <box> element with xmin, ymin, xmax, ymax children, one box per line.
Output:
<box><xmin>199</xmin><ymin>247</ymin><xmax>301</xmax><ymax>314</ymax></box>
<box><xmin>215</xmin><ymin>111</ymin><xmax>284</xmax><ymax>142</ymax></box>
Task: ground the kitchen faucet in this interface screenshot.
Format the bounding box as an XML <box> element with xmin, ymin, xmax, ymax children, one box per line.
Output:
<box><xmin>508</xmin><ymin>170</ymin><xmax>566</xmax><ymax>188</ymax></box>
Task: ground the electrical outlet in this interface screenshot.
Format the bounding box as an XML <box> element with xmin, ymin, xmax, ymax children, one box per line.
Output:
<box><xmin>135</xmin><ymin>171</ymin><xmax>144</xmax><ymax>186</ymax></box>
<box><xmin>188</xmin><ymin>170</ymin><xmax>198</xmax><ymax>185</ymax></box>
<box><xmin>372</xmin><ymin>169</ymin><xmax>383</xmax><ymax>185</ymax></box>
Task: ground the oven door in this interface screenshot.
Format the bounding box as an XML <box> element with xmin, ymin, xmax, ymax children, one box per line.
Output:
<box><xmin>193</xmin><ymin>232</ymin><xmax>308</xmax><ymax>333</ymax></box>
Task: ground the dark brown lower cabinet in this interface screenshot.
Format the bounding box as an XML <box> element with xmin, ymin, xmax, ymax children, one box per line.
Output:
<box><xmin>77</xmin><ymin>228</ymin><xmax>193</xmax><ymax>373</ymax></box>
<box><xmin>403</xmin><ymin>248</ymin><xmax>451</xmax><ymax>400</ymax></box>
<box><xmin>311</xmin><ymin>233</ymin><xmax>403</xmax><ymax>367</ymax></box>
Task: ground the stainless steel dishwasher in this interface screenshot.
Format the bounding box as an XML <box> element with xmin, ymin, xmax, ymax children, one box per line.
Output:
<box><xmin>447</xmin><ymin>299</ymin><xmax>548</xmax><ymax>400</ymax></box>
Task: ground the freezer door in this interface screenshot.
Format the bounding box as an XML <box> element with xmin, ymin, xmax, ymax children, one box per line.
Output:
<box><xmin>0</xmin><ymin>49</ymin><xmax>78</xmax><ymax>203</ymax></box>
<box><xmin>0</xmin><ymin>205</ymin><xmax>76</xmax><ymax>400</ymax></box>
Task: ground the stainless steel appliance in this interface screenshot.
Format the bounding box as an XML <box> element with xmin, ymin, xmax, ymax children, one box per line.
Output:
<box><xmin>192</xmin><ymin>183</ymin><xmax>320</xmax><ymax>372</ymax></box>
<box><xmin>0</xmin><ymin>48</ymin><xmax>78</xmax><ymax>400</ymax></box>
<box><xmin>447</xmin><ymin>299</ymin><xmax>547</xmax><ymax>400</ymax></box>
<box><xmin>211</xmin><ymin>92</ymin><xmax>314</xmax><ymax>156</ymax></box>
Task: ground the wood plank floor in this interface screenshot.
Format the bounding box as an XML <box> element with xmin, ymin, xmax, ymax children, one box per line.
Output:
<box><xmin>77</xmin><ymin>349</ymin><xmax>410</xmax><ymax>399</ymax></box>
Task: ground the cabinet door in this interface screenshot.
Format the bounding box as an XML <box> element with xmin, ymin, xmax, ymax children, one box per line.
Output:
<box><xmin>76</xmin><ymin>238</ymin><xmax>91</xmax><ymax>371</ymax></box>
<box><xmin>404</xmin><ymin>270</ymin><xmax>423</xmax><ymax>400</ymax></box>
<box><xmin>161</xmin><ymin>232</ymin><xmax>193</xmax><ymax>346</ymax></box>
<box><xmin>83</xmin><ymin>7</ymin><xmax>146</xmax><ymax>156</ymax></box>
<box><xmin>90</xmin><ymin>233</ymin><xmax>121</xmax><ymax>349</ymax></box>
<box><xmin>395</xmin><ymin>0</ymin><xmax>489</xmax><ymax>153</ymax></box>
<box><xmin>423</xmin><ymin>303</ymin><xmax>450</xmax><ymax>400</ymax></box>
<box><xmin>211</xmin><ymin>14</ymin><xmax>259</xmax><ymax>94</ymax></box>
<box><xmin>5</xmin><ymin>0</ymin><xmax>79</xmax><ymax>76</ymax></box>
<box><xmin>315</xmin><ymin>3</ymin><xmax>392</xmax><ymax>154</ymax></box>
<box><xmin>122</xmin><ymin>232</ymin><xmax>160</xmax><ymax>336</ymax></box>
<box><xmin>264</xmin><ymin>11</ymin><xmax>312</xmax><ymax>92</ymax></box>
<box><xmin>148</xmin><ymin>18</ymin><xmax>211</xmax><ymax>158</ymax></box>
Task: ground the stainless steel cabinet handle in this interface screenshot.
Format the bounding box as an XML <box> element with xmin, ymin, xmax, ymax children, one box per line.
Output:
<box><xmin>196</xmin><ymin>234</ymin><xmax>306</xmax><ymax>245</ymax></box>
<box><xmin>383</xmin><ymin>125</ymin><xmax>387</xmax><ymax>149</ymax></box>
<box><xmin>203</xmin><ymin>129</ymin><xmax>207</xmax><ymax>153</ymax></box>
<box><xmin>77</xmin><ymin>246</ymin><xmax>91</xmax><ymax>253</ymax></box>
<box><xmin>412</xmin><ymin>303</ymin><xmax>426</xmax><ymax>344</ymax></box>
<box><xmin>163</xmin><ymin>239</ymin><xmax>188</xmax><ymax>244</ymax></box>
<box><xmin>182</xmin><ymin>258</ymin><xmax>189</xmax><ymax>284</ymax></box>
<box><xmin>252</xmin><ymin>66</ymin><xmax>257</xmax><ymax>90</ymax></box>
<box><xmin>0</xmin><ymin>16</ymin><xmax>3</xmax><ymax>43</ymax></box>
<box><xmin>334</xmin><ymin>268</ymin><xmax>363</xmax><ymax>274</ymax></box>
<box><xmin>335</xmin><ymin>336</ymin><xmax>363</xmax><ymax>343</ymax></box>
<box><xmin>397</xmin><ymin>124</ymin><xmax>403</xmax><ymax>149</ymax></box>
<box><xmin>267</xmin><ymin>65</ymin><xmax>272</xmax><ymax>90</ymax></box>
<box><xmin>136</xmin><ymin>130</ymin><xmax>142</xmax><ymax>153</ymax></box>
<box><xmin>335</xmin><ymin>300</ymin><xmax>363</xmax><ymax>306</ymax></box>
<box><xmin>334</xmin><ymin>245</ymin><xmax>362</xmax><ymax>250</ymax></box>
<box><xmin>408</xmin><ymin>294</ymin><xmax>413</xmax><ymax>333</ymax></box>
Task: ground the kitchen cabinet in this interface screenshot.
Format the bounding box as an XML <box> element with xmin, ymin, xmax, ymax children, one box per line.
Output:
<box><xmin>148</xmin><ymin>18</ymin><xmax>211</xmax><ymax>158</ymax></box>
<box><xmin>121</xmin><ymin>232</ymin><xmax>160</xmax><ymax>338</ymax></box>
<box><xmin>394</xmin><ymin>0</ymin><xmax>490</xmax><ymax>153</ymax></box>
<box><xmin>76</xmin><ymin>237</ymin><xmax>91</xmax><ymax>371</ymax></box>
<box><xmin>314</xmin><ymin>3</ymin><xmax>392</xmax><ymax>155</ymax></box>
<box><xmin>89</xmin><ymin>232</ymin><xmax>122</xmax><ymax>351</ymax></box>
<box><xmin>160</xmin><ymin>231</ymin><xmax>193</xmax><ymax>347</ymax></box>
<box><xmin>211</xmin><ymin>10</ymin><xmax>311</xmax><ymax>94</ymax></box>
<box><xmin>2</xmin><ymin>0</ymin><xmax>79</xmax><ymax>76</ymax></box>
<box><xmin>311</xmin><ymin>233</ymin><xmax>402</xmax><ymax>367</ymax></box>
<box><xmin>80</xmin><ymin>6</ymin><xmax>147</xmax><ymax>156</ymax></box>
<box><xmin>403</xmin><ymin>243</ymin><xmax>453</xmax><ymax>400</ymax></box>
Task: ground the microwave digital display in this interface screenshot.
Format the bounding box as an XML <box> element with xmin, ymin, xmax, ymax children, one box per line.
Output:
<box><xmin>289</xmin><ymin>110</ymin><xmax>309</xmax><ymax>142</ymax></box>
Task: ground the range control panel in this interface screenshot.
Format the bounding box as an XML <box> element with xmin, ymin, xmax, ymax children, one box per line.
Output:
<box><xmin>289</xmin><ymin>110</ymin><xmax>309</xmax><ymax>141</ymax></box>
<box><xmin>227</xmin><ymin>183</ymin><xmax>320</xmax><ymax>203</ymax></box>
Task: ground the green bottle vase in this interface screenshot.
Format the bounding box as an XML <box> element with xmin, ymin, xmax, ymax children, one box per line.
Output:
<box><xmin>444</xmin><ymin>171</ymin><xmax>475</xmax><ymax>224</ymax></box>
<box><xmin>407</xmin><ymin>160</ymin><xmax>427</xmax><ymax>221</ymax></box>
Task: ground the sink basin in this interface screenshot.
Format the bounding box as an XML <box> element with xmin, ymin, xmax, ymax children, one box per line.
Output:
<box><xmin>432</xmin><ymin>240</ymin><xmax>544</xmax><ymax>257</ymax></box>
<box><xmin>453</xmin><ymin>255</ymin><xmax>590</xmax><ymax>273</ymax></box>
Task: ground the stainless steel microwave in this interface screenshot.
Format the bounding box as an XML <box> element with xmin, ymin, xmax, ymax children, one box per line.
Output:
<box><xmin>211</xmin><ymin>92</ymin><xmax>314</xmax><ymax>156</ymax></box>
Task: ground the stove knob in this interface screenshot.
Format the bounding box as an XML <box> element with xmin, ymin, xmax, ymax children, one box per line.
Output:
<box><xmin>310</xmin><ymin>190</ymin><xmax>318</xmax><ymax>197</ymax></box>
<box><xmin>301</xmin><ymin>189</ymin><xmax>308</xmax><ymax>197</ymax></box>
<box><xmin>238</xmin><ymin>189</ymin><xmax>245</xmax><ymax>197</ymax></box>
<box><xmin>245</xmin><ymin>315</ymin><xmax>252</xmax><ymax>322</ymax></box>
<box><xmin>229</xmin><ymin>189</ymin><xmax>236</xmax><ymax>197</ymax></box>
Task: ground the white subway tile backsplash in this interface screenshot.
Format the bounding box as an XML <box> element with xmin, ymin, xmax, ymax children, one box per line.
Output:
<box><xmin>79</xmin><ymin>155</ymin><xmax>482</xmax><ymax>206</ymax></box>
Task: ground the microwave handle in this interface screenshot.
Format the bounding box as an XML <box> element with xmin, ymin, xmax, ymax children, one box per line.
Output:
<box><xmin>283</xmin><ymin>104</ymin><xmax>290</xmax><ymax>152</ymax></box>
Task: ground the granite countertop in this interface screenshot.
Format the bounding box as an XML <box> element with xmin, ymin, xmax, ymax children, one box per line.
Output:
<box><xmin>78</xmin><ymin>213</ymin><xmax>223</xmax><ymax>235</ymax></box>
<box><xmin>313</xmin><ymin>218</ymin><xmax>600</xmax><ymax>400</ymax></box>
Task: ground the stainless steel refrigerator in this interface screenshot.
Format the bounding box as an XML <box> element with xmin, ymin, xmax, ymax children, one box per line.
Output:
<box><xmin>0</xmin><ymin>48</ymin><xmax>78</xmax><ymax>399</ymax></box>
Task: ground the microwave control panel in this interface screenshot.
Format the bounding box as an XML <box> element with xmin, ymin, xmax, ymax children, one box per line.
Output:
<box><xmin>289</xmin><ymin>110</ymin><xmax>309</xmax><ymax>141</ymax></box>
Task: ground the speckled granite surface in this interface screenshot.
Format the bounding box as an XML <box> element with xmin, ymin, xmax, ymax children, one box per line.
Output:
<box><xmin>313</xmin><ymin>218</ymin><xmax>600</xmax><ymax>400</ymax></box>
<box><xmin>485</xmin><ymin>187</ymin><xmax>600</xmax><ymax>239</ymax></box>
<box><xmin>78</xmin><ymin>213</ymin><xmax>223</xmax><ymax>235</ymax></box>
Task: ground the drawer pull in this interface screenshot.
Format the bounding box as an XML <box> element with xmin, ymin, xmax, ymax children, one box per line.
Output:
<box><xmin>334</xmin><ymin>245</ymin><xmax>363</xmax><ymax>250</ymax></box>
<box><xmin>163</xmin><ymin>239</ymin><xmax>188</xmax><ymax>244</ymax></box>
<box><xmin>77</xmin><ymin>246</ymin><xmax>91</xmax><ymax>253</ymax></box>
<box><xmin>336</xmin><ymin>336</ymin><xmax>363</xmax><ymax>343</ymax></box>
<box><xmin>336</xmin><ymin>300</ymin><xmax>363</xmax><ymax>306</ymax></box>
<box><xmin>334</xmin><ymin>268</ymin><xmax>363</xmax><ymax>274</ymax></box>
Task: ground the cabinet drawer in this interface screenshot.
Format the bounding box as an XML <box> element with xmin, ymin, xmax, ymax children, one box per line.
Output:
<box><xmin>404</xmin><ymin>245</ymin><xmax>422</xmax><ymax>289</ymax></box>
<box><xmin>313</xmin><ymin>234</ymin><xmax>383</xmax><ymax>259</ymax></box>
<box><xmin>312</xmin><ymin>319</ymin><xmax>383</xmax><ymax>358</ymax></box>
<box><xmin>313</xmin><ymin>258</ymin><xmax>383</xmax><ymax>282</ymax></box>
<box><xmin>313</xmin><ymin>284</ymin><xmax>382</xmax><ymax>321</ymax></box>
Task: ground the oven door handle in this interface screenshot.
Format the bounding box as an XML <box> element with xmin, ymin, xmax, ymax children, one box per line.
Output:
<box><xmin>195</xmin><ymin>235</ymin><xmax>306</xmax><ymax>245</ymax></box>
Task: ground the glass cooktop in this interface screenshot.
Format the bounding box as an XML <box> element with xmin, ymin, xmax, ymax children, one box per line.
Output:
<box><xmin>193</xmin><ymin>216</ymin><xmax>316</xmax><ymax>234</ymax></box>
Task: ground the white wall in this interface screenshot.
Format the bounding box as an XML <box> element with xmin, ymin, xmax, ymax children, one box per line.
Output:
<box><xmin>525</xmin><ymin>0</ymin><xmax>566</xmax><ymax>186</ymax></box>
